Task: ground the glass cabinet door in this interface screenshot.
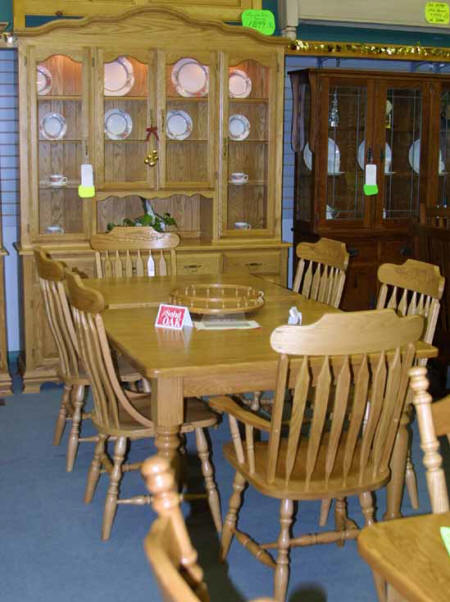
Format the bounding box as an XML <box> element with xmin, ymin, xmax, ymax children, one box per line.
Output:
<box><xmin>438</xmin><ymin>86</ymin><xmax>450</xmax><ymax>208</ymax></box>
<box><xmin>35</xmin><ymin>53</ymin><xmax>87</xmax><ymax>236</ymax></box>
<box><xmin>101</xmin><ymin>54</ymin><xmax>152</xmax><ymax>189</ymax></box>
<box><xmin>223</xmin><ymin>58</ymin><xmax>271</xmax><ymax>234</ymax></box>
<box><xmin>319</xmin><ymin>77</ymin><xmax>370</xmax><ymax>225</ymax></box>
<box><xmin>378</xmin><ymin>82</ymin><xmax>423</xmax><ymax>221</ymax></box>
<box><xmin>163</xmin><ymin>52</ymin><xmax>214</xmax><ymax>188</ymax></box>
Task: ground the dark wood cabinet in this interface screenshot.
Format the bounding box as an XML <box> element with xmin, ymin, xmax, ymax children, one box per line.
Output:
<box><xmin>291</xmin><ymin>68</ymin><xmax>449</xmax><ymax>309</ymax></box>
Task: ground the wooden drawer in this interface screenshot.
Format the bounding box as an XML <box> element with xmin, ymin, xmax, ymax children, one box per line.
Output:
<box><xmin>177</xmin><ymin>253</ymin><xmax>222</xmax><ymax>275</ymax></box>
<box><xmin>223</xmin><ymin>251</ymin><xmax>281</xmax><ymax>274</ymax></box>
<box><xmin>346</xmin><ymin>241</ymin><xmax>378</xmax><ymax>265</ymax></box>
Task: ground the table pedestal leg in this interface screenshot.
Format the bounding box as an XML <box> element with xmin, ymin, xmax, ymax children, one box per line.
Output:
<box><xmin>384</xmin><ymin>408</ymin><xmax>410</xmax><ymax>520</ymax></box>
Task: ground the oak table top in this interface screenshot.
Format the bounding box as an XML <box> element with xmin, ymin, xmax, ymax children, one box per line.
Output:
<box><xmin>358</xmin><ymin>512</ymin><xmax>450</xmax><ymax>602</ymax></box>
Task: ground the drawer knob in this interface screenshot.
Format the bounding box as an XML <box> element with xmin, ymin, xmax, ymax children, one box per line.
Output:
<box><xmin>348</xmin><ymin>247</ymin><xmax>359</xmax><ymax>258</ymax></box>
<box><xmin>246</xmin><ymin>262</ymin><xmax>263</xmax><ymax>267</ymax></box>
<box><xmin>184</xmin><ymin>264</ymin><xmax>201</xmax><ymax>270</ymax></box>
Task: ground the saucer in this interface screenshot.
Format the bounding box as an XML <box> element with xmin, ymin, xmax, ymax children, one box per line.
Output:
<box><xmin>48</xmin><ymin>181</ymin><xmax>68</xmax><ymax>188</ymax></box>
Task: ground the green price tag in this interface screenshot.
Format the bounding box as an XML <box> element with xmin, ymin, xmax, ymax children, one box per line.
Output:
<box><xmin>425</xmin><ymin>2</ymin><xmax>450</xmax><ymax>24</ymax></box>
<box><xmin>440</xmin><ymin>526</ymin><xmax>450</xmax><ymax>556</ymax></box>
<box><xmin>363</xmin><ymin>183</ymin><xmax>378</xmax><ymax>196</ymax></box>
<box><xmin>241</xmin><ymin>9</ymin><xmax>275</xmax><ymax>36</ymax></box>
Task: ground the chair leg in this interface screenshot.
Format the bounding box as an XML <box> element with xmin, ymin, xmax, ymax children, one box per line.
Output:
<box><xmin>53</xmin><ymin>384</ymin><xmax>71</xmax><ymax>446</ymax></box>
<box><xmin>195</xmin><ymin>427</ymin><xmax>222</xmax><ymax>533</ymax></box>
<box><xmin>102</xmin><ymin>436</ymin><xmax>127</xmax><ymax>541</ymax></box>
<box><xmin>405</xmin><ymin>451</ymin><xmax>419</xmax><ymax>509</ymax></box>
<box><xmin>319</xmin><ymin>498</ymin><xmax>332</xmax><ymax>527</ymax></box>
<box><xmin>273</xmin><ymin>498</ymin><xmax>294</xmax><ymax>602</ymax></box>
<box><xmin>359</xmin><ymin>491</ymin><xmax>375</xmax><ymax>527</ymax></box>
<box><xmin>334</xmin><ymin>497</ymin><xmax>347</xmax><ymax>547</ymax></box>
<box><xmin>220</xmin><ymin>471</ymin><xmax>246</xmax><ymax>561</ymax></box>
<box><xmin>66</xmin><ymin>385</ymin><xmax>85</xmax><ymax>472</ymax></box>
<box><xmin>84</xmin><ymin>434</ymin><xmax>107</xmax><ymax>504</ymax></box>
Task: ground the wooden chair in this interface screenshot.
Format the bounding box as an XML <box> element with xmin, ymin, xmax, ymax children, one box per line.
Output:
<box><xmin>65</xmin><ymin>270</ymin><xmax>222</xmax><ymax>540</ymax></box>
<box><xmin>292</xmin><ymin>237</ymin><xmax>349</xmax><ymax>308</ymax></box>
<box><xmin>319</xmin><ymin>258</ymin><xmax>445</xmax><ymax>525</ymax></box>
<box><xmin>90</xmin><ymin>226</ymin><xmax>179</xmax><ymax>278</ymax></box>
<box><xmin>142</xmin><ymin>455</ymin><xmax>276</xmax><ymax>602</ymax></box>
<box><xmin>209</xmin><ymin>309</ymin><xmax>423</xmax><ymax>601</ymax></box>
<box><xmin>34</xmin><ymin>247</ymin><xmax>141</xmax><ymax>471</ymax></box>
<box><xmin>357</xmin><ymin>366</ymin><xmax>450</xmax><ymax>602</ymax></box>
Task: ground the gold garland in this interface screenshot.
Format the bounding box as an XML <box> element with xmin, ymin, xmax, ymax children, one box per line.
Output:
<box><xmin>288</xmin><ymin>39</ymin><xmax>450</xmax><ymax>62</ymax></box>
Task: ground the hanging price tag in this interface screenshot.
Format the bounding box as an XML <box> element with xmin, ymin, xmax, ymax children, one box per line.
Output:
<box><xmin>363</xmin><ymin>164</ymin><xmax>378</xmax><ymax>196</ymax></box>
<box><xmin>425</xmin><ymin>2</ymin><xmax>450</xmax><ymax>24</ymax></box>
<box><xmin>241</xmin><ymin>10</ymin><xmax>276</xmax><ymax>35</ymax></box>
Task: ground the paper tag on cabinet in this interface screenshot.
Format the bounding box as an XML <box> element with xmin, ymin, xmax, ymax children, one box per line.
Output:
<box><xmin>155</xmin><ymin>304</ymin><xmax>193</xmax><ymax>330</ymax></box>
<box><xmin>363</xmin><ymin>163</ymin><xmax>378</xmax><ymax>196</ymax></box>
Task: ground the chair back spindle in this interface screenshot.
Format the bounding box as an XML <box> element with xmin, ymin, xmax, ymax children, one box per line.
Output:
<box><xmin>90</xmin><ymin>226</ymin><xmax>179</xmax><ymax>278</ymax></box>
<box><xmin>293</xmin><ymin>238</ymin><xmax>349</xmax><ymax>308</ymax></box>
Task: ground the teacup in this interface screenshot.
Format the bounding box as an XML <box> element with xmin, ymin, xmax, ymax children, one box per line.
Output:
<box><xmin>49</xmin><ymin>174</ymin><xmax>68</xmax><ymax>186</ymax></box>
<box><xmin>231</xmin><ymin>172</ymin><xmax>248</xmax><ymax>184</ymax></box>
<box><xmin>234</xmin><ymin>221</ymin><xmax>251</xmax><ymax>230</ymax></box>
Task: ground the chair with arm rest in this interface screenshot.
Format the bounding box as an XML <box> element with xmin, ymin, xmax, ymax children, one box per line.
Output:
<box><xmin>65</xmin><ymin>270</ymin><xmax>222</xmax><ymax>540</ymax></box>
<box><xmin>292</xmin><ymin>237</ymin><xmax>349</xmax><ymax>308</ymax></box>
<box><xmin>209</xmin><ymin>309</ymin><xmax>423</xmax><ymax>601</ymax></box>
<box><xmin>33</xmin><ymin>247</ymin><xmax>141</xmax><ymax>471</ymax></box>
<box><xmin>357</xmin><ymin>366</ymin><xmax>450</xmax><ymax>602</ymax></box>
<box><xmin>90</xmin><ymin>225</ymin><xmax>179</xmax><ymax>278</ymax></box>
<box><xmin>142</xmin><ymin>455</ymin><xmax>275</xmax><ymax>602</ymax></box>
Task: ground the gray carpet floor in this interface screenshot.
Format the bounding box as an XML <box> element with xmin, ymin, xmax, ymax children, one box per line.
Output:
<box><xmin>1</xmin><ymin>368</ymin><xmax>448</xmax><ymax>602</ymax></box>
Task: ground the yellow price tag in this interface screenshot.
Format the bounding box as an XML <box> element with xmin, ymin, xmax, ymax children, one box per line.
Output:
<box><xmin>425</xmin><ymin>2</ymin><xmax>450</xmax><ymax>24</ymax></box>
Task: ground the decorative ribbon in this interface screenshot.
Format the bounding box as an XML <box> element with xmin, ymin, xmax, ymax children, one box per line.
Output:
<box><xmin>146</xmin><ymin>126</ymin><xmax>159</xmax><ymax>142</ymax></box>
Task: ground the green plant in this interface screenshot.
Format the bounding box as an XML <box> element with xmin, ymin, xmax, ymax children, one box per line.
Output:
<box><xmin>106</xmin><ymin>197</ymin><xmax>177</xmax><ymax>233</ymax></box>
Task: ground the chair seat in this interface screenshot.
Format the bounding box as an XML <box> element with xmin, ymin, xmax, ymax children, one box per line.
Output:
<box><xmin>223</xmin><ymin>434</ymin><xmax>390</xmax><ymax>500</ymax></box>
<box><xmin>93</xmin><ymin>394</ymin><xmax>219</xmax><ymax>438</ymax></box>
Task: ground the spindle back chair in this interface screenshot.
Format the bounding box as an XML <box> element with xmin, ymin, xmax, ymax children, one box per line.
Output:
<box><xmin>210</xmin><ymin>309</ymin><xmax>423</xmax><ymax>601</ymax></box>
<box><xmin>90</xmin><ymin>226</ymin><xmax>179</xmax><ymax>278</ymax></box>
<box><xmin>292</xmin><ymin>238</ymin><xmax>349</xmax><ymax>308</ymax></box>
<box><xmin>65</xmin><ymin>270</ymin><xmax>221</xmax><ymax>540</ymax></box>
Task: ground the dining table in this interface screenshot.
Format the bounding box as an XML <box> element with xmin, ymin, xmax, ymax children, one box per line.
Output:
<box><xmin>86</xmin><ymin>271</ymin><xmax>437</xmax><ymax>520</ymax></box>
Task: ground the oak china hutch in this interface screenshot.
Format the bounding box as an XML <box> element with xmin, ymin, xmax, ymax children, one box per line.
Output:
<box><xmin>16</xmin><ymin>7</ymin><xmax>288</xmax><ymax>391</ymax></box>
<box><xmin>291</xmin><ymin>68</ymin><xmax>450</xmax><ymax>310</ymax></box>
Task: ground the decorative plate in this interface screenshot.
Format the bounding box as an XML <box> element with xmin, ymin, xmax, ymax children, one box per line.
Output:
<box><xmin>170</xmin><ymin>283</ymin><xmax>264</xmax><ymax>315</ymax></box>
<box><xmin>39</xmin><ymin>112</ymin><xmax>67</xmax><ymax>140</ymax></box>
<box><xmin>229</xmin><ymin>114</ymin><xmax>250</xmax><ymax>141</ymax></box>
<box><xmin>104</xmin><ymin>108</ymin><xmax>133</xmax><ymax>140</ymax></box>
<box><xmin>104</xmin><ymin>57</ymin><xmax>135</xmax><ymax>96</ymax></box>
<box><xmin>37</xmin><ymin>65</ymin><xmax>52</xmax><ymax>96</ymax></box>
<box><xmin>229</xmin><ymin>69</ymin><xmax>252</xmax><ymax>99</ymax></box>
<box><xmin>357</xmin><ymin>141</ymin><xmax>392</xmax><ymax>173</ymax></box>
<box><xmin>166</xmin><ymin>110</ymin><xmax>193</xmax><ymax>140</ymax></box>
<box><xmin>408</xmin><ymin>139</ymin><xmax>445</xmax><ymax>174</ymax></box>
<box><xmin>171</xmin><ymin>58</ymin><xmax>209</xmax><ymax>97</ymax></box>
<box><xmin>303</xmin><ymin>139</ymin><xmax>341</xmax><ymax>174</ymax></box>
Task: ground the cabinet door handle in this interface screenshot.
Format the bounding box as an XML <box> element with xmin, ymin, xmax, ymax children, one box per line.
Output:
<box><xmin>184</xmin><ymin>264</ymin><xmax>202</xmax><ymax>270</ymax></box>
<box><xmin>348</xmin><ymin>247</ymin><xmax>359</xmax><ymax>257</ymax></box>
<box><xmin>400</xmin><ymin>246</ymin><xmax>412</xmax><ymax>257</ymax></box>
<box><xmin>366</xmin><ymin>147</ymin><xmax>373</xmax><ymax>163</ymax></box>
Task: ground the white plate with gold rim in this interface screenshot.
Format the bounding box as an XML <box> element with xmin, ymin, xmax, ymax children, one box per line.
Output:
<box><xmin>104</xmin><ymin>57</ymin><xmax>135</xmax><ymax>96</ymax></box>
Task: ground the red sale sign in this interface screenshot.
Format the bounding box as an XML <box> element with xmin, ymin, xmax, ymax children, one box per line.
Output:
<box><xmin>155</xmin><ymin>303</ymin><xmax>193</xmax><ymax>330</ymax></box>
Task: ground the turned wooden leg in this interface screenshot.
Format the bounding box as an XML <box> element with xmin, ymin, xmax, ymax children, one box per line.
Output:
<box><xmin>195</xmin><ymin>428</ymin><xmax>222</xmax><ymax>533</ymax></box>
<box><xmin>359</xmin><ymin>491</ymin><xmax>375</xmax><ymax>527</ymax></box>
<box><xmin>66</xmin><ymin>385</ymin><xmax>85</xmax><ymax>472</ymax></box>
<box><xmin>220</xmin><ymin>471</ymin><xmax>246</xmax><ymax>561</ymax></box>
<box><xmin>334</xmin><ymin>497</ymin><xmax>347</xmax><ymax>547</ymax></box>
<box><xmin>154</xmin><ymin>425</ymin><xmax>181</xmax><ymax>484</ymax></box>
<box><xmin>53</xmin><ymin>384</ymin><xmax>71</xmax><ymax>446</ymax></box>
<box><xmin>102</xmin><ymin>436</ymin><xmax>126</xmax><ymax>541</ymax></box>
<box><xmin>273</xmin><ymin>498</ymin><xmax>294</xmax><ymax>602</ymax></box>
<box><xmin>384</xmin><ymin>408</ymin><xmax>410</xmax><ymax>520</ymax></box>
<box><xmin>319</xmin><ymin>498</ymin><xmax>332</xmax><ymax>527</ymax></box>
<box><xmin>84</xmin><ymin>433</ymin><xmax>107</xmax><ymax>504</ymax></box>
<box><xmin>372</xmin><ymin>570</ymin><xmax>387</xmax><ymax>602</ymax></box>
<box><xmin>405</xmin><ymin>451</ymin><xmax>419</xmax><ymax>509</ymax></box>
